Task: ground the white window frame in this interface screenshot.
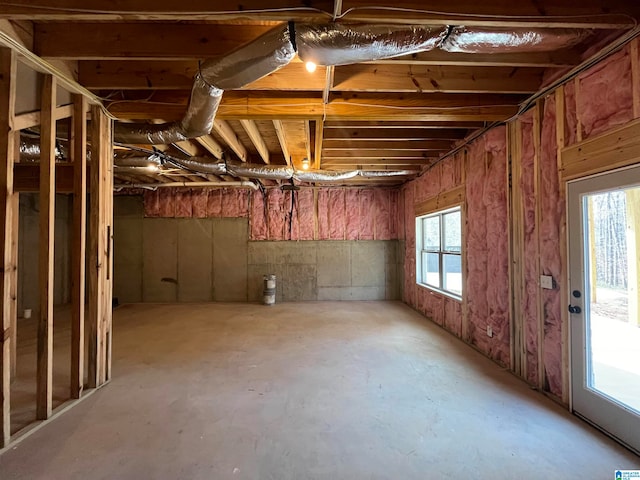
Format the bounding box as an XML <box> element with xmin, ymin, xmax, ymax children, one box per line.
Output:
<box><xmin>416</xmin><ymin>205</ymin><xmax>463</xmax><ymax>299</ymax></box>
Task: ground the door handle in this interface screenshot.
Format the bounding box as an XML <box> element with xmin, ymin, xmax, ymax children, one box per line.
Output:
<box><xmin>568</xmin><ymin>305</ymin><xmax>582</xmax><ymax>314</ymax></box>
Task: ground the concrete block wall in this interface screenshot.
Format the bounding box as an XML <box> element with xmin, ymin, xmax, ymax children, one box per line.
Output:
<box><xmin>114</xmin><ymin>195</ymin><xmax>403</xmax><ymax>303</ymax></box>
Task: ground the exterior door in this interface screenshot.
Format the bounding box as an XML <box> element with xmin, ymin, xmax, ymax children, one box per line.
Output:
<box><xmin>568</xmin><ymin>165</ymin><xmax>640</xmax><ymax>454</ymax></box>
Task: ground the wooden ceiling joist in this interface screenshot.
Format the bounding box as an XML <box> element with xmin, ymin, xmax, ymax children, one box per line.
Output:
<box><xmin>2</xmin><ymin>0</ymin><xmax>637</xmax><ymax>28</ymax></box>
<box><xmin>79</xmin><ymin>61</ymin><xmax>327</xmax><ymax>91</ymax></box>
<box><xmin>323</xmin><ymin>128</ymin><xmax>466</xmax><ymax>140</ymax></box>
<box><xmin>332</xmin><ymin>65</ymin><xmax>544</xmax><ymax>94</ymax></box>
<box><xmin>322</xmin><ymin>140</ymin><xmax>455</xmax><ymax>150</ymax></box>
<box><xmin>240</xmin><ymin>119</ymin><xmax>270</xmax><ymax>164</ymax></box>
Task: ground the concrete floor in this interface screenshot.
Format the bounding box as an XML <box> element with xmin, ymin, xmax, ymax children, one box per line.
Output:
<box><xmin>1</xmin><ymin>302</ymin><xmax>638</xmax><ymax>479</ymax></box>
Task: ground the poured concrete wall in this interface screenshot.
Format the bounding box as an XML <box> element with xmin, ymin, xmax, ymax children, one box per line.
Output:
<box><xmin>114</xmin><ymin>196</ymin><xmax>402</xmax><ymax>303</ymax></box>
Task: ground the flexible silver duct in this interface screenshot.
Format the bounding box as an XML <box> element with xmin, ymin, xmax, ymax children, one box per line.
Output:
<box><xmin>441</xmin><ymin>26</ymin><xmax>592</xmax><ymax>53</ymax></box>
<box><xmin>294</xmin><ymin>169</ymin><xmax>359</xmax><ymax>182</ymax></box>
<box><xmin>227</xmin><ymin>160</ymin><xmax>295</xmax><ymax>180</ymax></box>
<box><xmin>296</xmin><ymin>23</ymin><xmax>447</xmax><ymax>66</ymax></box>
<box><xmin>200</xmin><ymin>23</ymin><xmax>296</xmax><ymax>90</ymax></box>
<box><xmin>113</xmin><ymin>76</ymin><xmax>222</xmax><ymax>145</ymax></box>
<box><xmin>358</xmin><ymin>170</ymin><xmax>415</xmax><ymax>177</ymax></box>
<box><xmin>20</xmin><ymin>134</ymin><xmax>67</xmax><ymax>162</ymax></box>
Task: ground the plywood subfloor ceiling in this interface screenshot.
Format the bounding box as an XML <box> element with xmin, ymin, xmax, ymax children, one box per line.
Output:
<box><xmin>2</xmin><ymin>1</ymin><xmax>639</xmax><ymax>187</ymax></box>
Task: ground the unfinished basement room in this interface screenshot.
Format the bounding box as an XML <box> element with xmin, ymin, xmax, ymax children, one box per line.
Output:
<box><xmin>1</xmin><ymin>1</ymin><xmax>640</xmax><ymax>478</ymax></box>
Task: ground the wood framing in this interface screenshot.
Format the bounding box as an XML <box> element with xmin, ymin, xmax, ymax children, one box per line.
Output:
<box><xmin>533</xmin><ymin>99</ymin><xmax>544</xmax><ymax>391</ymax></box>
<box><xmin>70</xmin><ymin>94</ymin><xmax>87</xmax><ymax>399</ymax></box>
<box><xmin>561</xmin><ymin>117</ymin><xmax>640</xmax><ymax>180</ymax></box>
<box><xmin>414</xmin><ymin>185</ymin><xmax>465</xmax><ymax>216</ymax></box>
<box><xmin>0</xmin><ymin>46</ymin><xmax>17</xmax><ymax>448</ymax></box>
<box><xmin>36</xmin><ymin>74</ymin><xmax>56</xmax><ymax>420</ymax></box>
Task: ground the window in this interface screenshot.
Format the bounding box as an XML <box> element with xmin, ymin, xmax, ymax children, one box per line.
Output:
<box><xmin>416</xmin><ymin>206</ymin><xmax>462</xmax><ymax>297</ymax></box>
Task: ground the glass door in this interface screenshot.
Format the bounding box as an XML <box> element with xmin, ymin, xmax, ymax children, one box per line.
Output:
<box><xmin>568</xmin><ymin>166</ymin><xmax>640</xmax><ymax>454</ymax></box>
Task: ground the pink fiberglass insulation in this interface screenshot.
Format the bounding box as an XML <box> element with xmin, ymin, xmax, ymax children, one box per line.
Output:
<box><xmin>143</xmin><ymin>190</ymin><xmax>161</xmax><ymax>217</ymax></box>
<box><xmin>207</xmin><ymin>189</ymin><xmax>222</xmax><ymax>217</ymax></box>
<box><xmin>414</xmin><ymin>164</ymin><xmax>440</xmax><ymax>204</ymax></box>
<box><xmin>267</xmin><ymin>188</ymin><xmax>286</xmax><ymax>240</ymax></box>
<box><xmin>425</xmin><ymin>290</ymin><xmax>444</xmax><ymax>327</ymax></box>
<box><xmin>174</xmin><ymin>189</ymin><xmax>192</xmax><ymax>218</ymax></box>
<box><xmin>539</xmin><ymin>96</ymin><xmax>563</xmax><ymax>397</ymax></box>
<box><xmin>329</xmin><ymin>189</ymin><xmax>346</xmax><ymax>240</ymax></box>
<box><xmin>577</xmin><ymin>46</ymin><xmax>633</xmax><ymax>140</ymax></box>
<box><xmin>444</xmin><ymin>297</ymin><xmax>462</xmax><ymax>338</ymax></box>
<box><xmin>317</xmin><ymin>189</ymin><xmax>330</xmax><ymax>240</ymax></box>
<box><xmin>158</xmin><ymin>188</ymin><xmax>176</xmax><ymax>217</ymax></box>
<box><xmin>250</xmin><ymin>190</ymin><xmax>267</xmax><ymax>240</ymax></box>
<box><xmin>563</xmin><ymin>81</ymin><xmax>578</xmax><ymax>146</ymax></box>
<box><xmin>373</xmin><ymin>189</ymin><xmax>391</xmax><ymax>240</ymax></box>
<box><xmin>520</xmin><ymin>112</ymin><xmax>540</xmax><ymax>386</ymax></box>
<box><xmin>359</xmin><ymin>189</ymin><xmax>375</xmax><ymax>240</ymax></box>
<box><xmin>221</xmin><ymin>189</ymin><xmax>249</xmax><ymax>218</ymax></box>
<box><xmin>191</xmin><ymin>190</ymin><xmax>208</xmax><ymax>218</ymax></box>
<box><xmin>403</xmin><ymin>183</ymin><xmax>416</xmax><ymax>307</ymax></box>
<box><xmin>294</xmin><ymin>189</ymin><xmax>315</xmax><ymax>241</ymax></box>
<box><xmin>345</xmin><ymin>189</ymin><xmax>360</xmax><ymax>240</ymax></box>
<box><xmin>389</xmin><ymin>190</ymin><xmax>399</xmax><ymax>239</ymax></box>
<box><xmin>465</xmin><ymin>127</ymin><xmax>510</xmax><ymax>367</ymax></box>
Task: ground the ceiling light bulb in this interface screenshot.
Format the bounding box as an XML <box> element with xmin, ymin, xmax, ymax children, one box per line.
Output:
<box><xmin>146</xmin><ymin>164</ymin><xmax>159</xmax><ymax>172</ymax></box>
<box><xmin>305</xmin><ymin>61</ymin><xmax>317</xmax><ymax>73</ymax></box>
<box><xmin>301</xmin><ymin>158</ymin><xmax>310</xmax><ymax>170</ymax></box>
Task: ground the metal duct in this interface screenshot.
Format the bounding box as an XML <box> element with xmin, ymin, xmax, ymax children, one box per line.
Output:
<box><xmin>294</xmin><ymin>169</ymin><xmax>359</xmax><ymax>182</ymax></box>
<box><xmin>20</xmin><ymin>134</ymin><xmax>67</xmax><ymax>162</ymax></box>
<box><xmin>113</xmin><ymin>76</ymin><xmax>222</xmax><ymax>145</ymax></box>
<box><xmin>296</xmin><ymin>23</ymin><xmax>448</xmax><ymax>66</ymax></box>
<box><xmin>200</xmin><ymin>23</ymin><xmax>296</xmax><ymax>90</ymax></box>
<box><xmin>358</xmin><ymin>170</ymin><xmax>416</xmax><ymax>177</ymax></box>
<box><xmin>227</xmin><ymin>160</ymin><xmax>295</xmax><ymax>180</ymax></box>
<box><xmin>441</xmin><ymin>26</ymin><xmax>592</xmax><ymax>53</ymax></box>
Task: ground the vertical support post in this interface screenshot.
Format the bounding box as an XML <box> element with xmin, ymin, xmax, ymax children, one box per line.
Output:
<box><xmin>533</xmin><ymin>99</ymin><xmax>545</xmax><ymax>390</ymax></box>
<box><xmin>36</xmin><ymin>74</ymin><xmax>56</xmax><ymax>420</ymax></box>
<box><xmin>9</xmin><ymin>190</ymin><xmax>18</xmax><ymax>381</ymax></box>
<box><xmin>0</xmin><ymin>47</ymin><xmax>17</xmax><ymax>448</ymax></box>
<box><xmin>70</xmin><ymin>95</ymin><xmax>87</xmax><ymax>399</ymax></box>
<box><xmin>88</xmin><ymin>105</ymin><xmax>104</xmax><ymax>389</ymax></box>
<box><xmin>508</xmin><ymin>119</ymin><xmax>524</xmax><ymax>377</ymax></box>
<box><xmin>103</xmin><ymin>116</ymin><xmax>113</xmax><ymax>383</ymax></box>
<box><xmin>555</xmin><ymin>86</ymin><xmax>571</xmax><ymax>404</ymax></box>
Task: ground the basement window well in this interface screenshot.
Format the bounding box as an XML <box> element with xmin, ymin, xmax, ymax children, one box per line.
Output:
<box><xmin>416</xmin><ymin>206</ymin><xmax>462</xmax><ymax>298</ymax></box>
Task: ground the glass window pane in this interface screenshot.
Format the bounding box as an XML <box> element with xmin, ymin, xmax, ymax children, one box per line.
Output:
<box><xmin>423</xmin><ymin>216</ymin><xmax>440</xmax><ymax>250</ymax></box>
<box><xmin>424</xmin><ymin>252</ymin><xmax>440</xmax><ymax>288</ymax></box>
<box><xmin>443</xmin><ymin>210</ymin><xmax>461</xmax><ymax>252</ymax></box>
<box><xmin>443</xmin><ymin>254</ymin><xmax>462</xmax><ymax>295</ymax></box>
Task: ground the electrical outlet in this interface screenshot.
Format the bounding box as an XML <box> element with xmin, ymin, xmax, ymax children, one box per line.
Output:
<box><xmin>540</xmin><ymin>275</ymin><xmax>554</xmax><ymax>289</ymax></box>
<box><xmin>486</xmin><ymin>325</ymin><xmax>493</xmax><ymax>338</ymax></box>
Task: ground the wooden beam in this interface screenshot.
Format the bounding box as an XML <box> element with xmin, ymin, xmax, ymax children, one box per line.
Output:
<box><xmin>87</xmin><ymin>105</ymin><xmax>105</xmax><ymax>389</ymax></box>
<box><xmin>631</xmin><ymin>39</ymin><xmax>640</xmax><ymax>118</ymax></box>
<box><xmin>314</xmin><ymin>119</ymin><xmax>324</xmax><ymax>169</ymax></box>
<box><xmin>323</xmin><ymin>139</ymin><xmax>454</xmax><ymax>150</ymax></box>
<box><xmin>37</xmin><ymin>74</ymin><xmax>56</xmax><ymax>420</ymax></box>
<box><xmin>106</xmin><ymin>91</ymin><xmax>523</xmax><ymax>121</ymax></box>
<box><xmin>13</xmin><ymin>164</ymin><xmax>74</xmax><ymax>192</ymax></box>
<box><xmin>12</xmin><ymin>104</ymin><xmax>74</xmax><ymax>132</ymax></box>
<box><xmin>304</xmin><ymin>120</ymin><xmax>313</xmax><ymax>165</ymax></box>
<box><xmin>70</xmin><ymin>95</ymin><xmax>87</xmax><ymax>399</ymax></box>
<box><xmin>324</xmin><ymin>128</ymin><xmax>466</xmax><ymax>140</ymax></box>
<box><xmin>323</xmin><ymin>150</ymin><xmax>440</xmax><ymax>158</ymax></box>
<box><xmin>79</xmin><ymin>61</ymin><xmax>326</xmax><ymax>90</ymax></box>
<box><xmin>240</xmin><ymin>119</ymin><xmax>269</xmax><ymax>164</ymax></box>
<box><xmin>370</xmin><ymin>49</ymin><xmax>580</xmax><ymax>68</ymax></box>
<box><xmin>0</xmin><ymin>47</ymin><xmax>16</xmax><ymax>448</ymax></box>
<box><xmin>272</xmin><ymin>120</ymin><xmax>291</xmax><ymax>166</ymax></box>
<box><xmin>333</xmin><ymin>64</ymin><xmax>543</xmax><ymax>93</ymax></box>
<box><xmin>322</xmin><ymin>158</ymin><xmax>434</xmax><ymax>166</ymax></box>
<box><xmin>323</xmin><ymin>120</ymin><xmax>483</xmax><ymax>129</ymax></box>
<box><xmin>338</xmin><ymin>1</ymin><xmax>638</xmax><ymax>28</ymax></box>
<box><xmin>1</xmin><ymin>1</ymin><xmax>635</xmax><ymax>27</ymax></box>
<box><xmin>194</xmin><ymin>135</ymin><xmax>224</xmax><ymax>159</ymax></box>
<box><xmin>35</xmin><ymin>23</ymin><xmax>275</xmax><ymax>60</ymax></box>
<box><xmin>213</xmin><ymin>119</ymin><xmax>247</xmax><ymax>162</ymax></box>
